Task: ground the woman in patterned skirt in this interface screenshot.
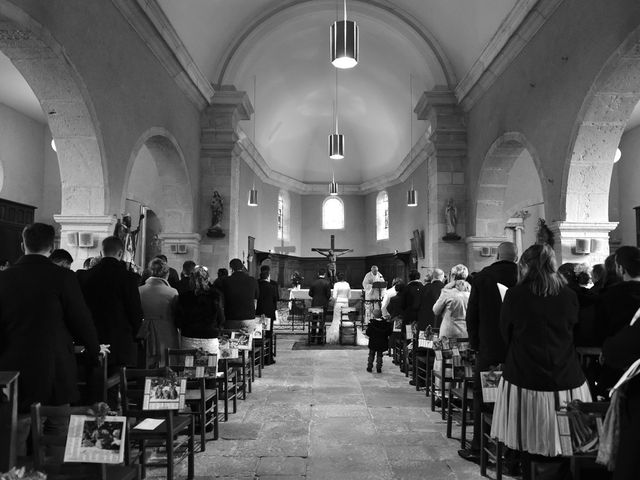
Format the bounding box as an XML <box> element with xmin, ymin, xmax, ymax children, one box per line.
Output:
<box><xmin>491</xmin><ymin>244</ymin><xmax>590</xmax><ymax>479</ymax></box>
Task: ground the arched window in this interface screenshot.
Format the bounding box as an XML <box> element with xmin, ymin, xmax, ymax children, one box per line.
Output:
<box><xmin>376</xmin><ymin>191</ymin><xmax>389</xmax><ymax>240</ymax></box>
<box><xmin>322</xmin><ymin>196</ymin><xmax>344</xmax><ymax>230</ymax></box>
<box><xmin>277</xmin><ymin>190</ymin><xmax>290</xmax><ymax>241</ymax></box>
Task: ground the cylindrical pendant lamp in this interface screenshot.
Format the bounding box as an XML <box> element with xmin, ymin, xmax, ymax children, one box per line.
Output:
<box><xmin>248</xmin><ymin>182</ymin><xmax>258</xmax><ymax>206</ymax></box>
<box><xmin>329</xmin><ymin>133</ymin><xmax>344</xmax><ymax>160</ymax></box>
<box><xmin>329</xmin><ymin>180</ymin><xmax>339</xmax><ymax>196</ymax></box>
<box><xmin>330</xmin><ymin>1</ymin><xmax>358</xmax><ymax>69</ymax></box>
<box><xmin>407</xmin><ymin>187</ymin><xmax>417</xmax><ymax>207</ymax></box>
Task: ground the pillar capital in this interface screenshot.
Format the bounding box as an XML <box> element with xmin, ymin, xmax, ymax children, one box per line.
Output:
<box><xmin>53</xmin><ymin>214</ymin><xmax>117</xmax><ymax>270</ymax></box>
<box><xmin>548</xmin><ymin>221</ymin><xmax>618</xmax><ymax>264</ymax></box>
<box><xmin>157</xmin><ymin>233</ymin><xmax>202</xmax><ymax>268</ymax></box>
<box><xmin>201</xmin><ymin>85</ymin><xmax>253</xmax><ymax>151</ymax></box>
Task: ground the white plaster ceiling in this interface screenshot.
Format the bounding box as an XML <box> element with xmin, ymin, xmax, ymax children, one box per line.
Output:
<box><xmin>0</xmin><ymin>50</ymin><xmax>46</xmax><ymax>123</ymax></box>
<box><xmin>157</xmin><ymin>0</ymin><xmax>519</xmax><ymax>184</ymax></box>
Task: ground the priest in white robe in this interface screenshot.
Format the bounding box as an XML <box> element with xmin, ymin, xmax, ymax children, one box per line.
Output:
<box><xmin>362</xmin><ymin>265</ymin><xmax>385</xmax><ymax>300</ymax></box>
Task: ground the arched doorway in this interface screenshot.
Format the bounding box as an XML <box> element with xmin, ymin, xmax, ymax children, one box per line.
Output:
<box><xmin>470</xmin><ymin>132</ymin><xmax>545</xmax><ymax>271</ymax></box>
<box><xmin>124</xmin><ymin>128</ymin><xmax>195</xmax><ymax>269</ymax></box>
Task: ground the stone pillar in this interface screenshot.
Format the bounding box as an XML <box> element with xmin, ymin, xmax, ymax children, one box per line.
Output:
<box><xmin>549</xmin><ymin>221</ymin><xmax>618</xmax><ymax>265</ymax></box>
<box><xmin>416</xmin><ymin>88</ymin><xmax>467</xmax><ymax>271</ymax></box>
<box><xmin>158</xmin><ymin>233</ymin><xmax>201</xmax><ymax>272</ymax></box>
<box><xmin>54</xmin><ymin>214</ymin><xmax>117</xmax><ymax>270</ymax></box>
<box><xmin>199</xmin><ymin>86</ymin><xmax>253</xmax><ymax>271</ymax></box>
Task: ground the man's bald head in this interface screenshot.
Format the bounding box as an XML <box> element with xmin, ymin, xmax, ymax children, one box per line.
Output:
<box><xmin>497</xmin><ymin>242</ymin><xmax>518</xmax><ymax>262</ymax></box>
<box><xmin>432</xmin><ymin>269</ymin><xmax>445</xmax><ymax>281</ymax></box>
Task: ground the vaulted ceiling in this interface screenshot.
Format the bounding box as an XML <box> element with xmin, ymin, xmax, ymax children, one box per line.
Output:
<box><xmin>3</xmin><ymin>0</ymin><xmax>640</xmax><ymax>185</ymax></box>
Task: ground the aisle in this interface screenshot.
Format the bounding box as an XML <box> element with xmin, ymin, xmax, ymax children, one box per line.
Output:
<box><xmin>158</xmin><ymin>335</ymin><xmax>491</xmax><ymax>479</ymax></box>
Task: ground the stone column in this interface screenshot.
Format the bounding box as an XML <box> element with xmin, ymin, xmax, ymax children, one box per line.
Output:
<box><xmin>54</xmin><ymin>214</ymin><xmax>117</xmax><ymax>270</ymax></box>
<box><xmin>158</xmin><ymin>233</ymin><xmax>201</xmax><ymax>271</ymax></box>
<box><xmin>199</xmin><ymin>86</ymin><xmax>253</xmax><ymax>271</ymax></box>
<box><xmin>465</xmin><ymin>236</ymin><xmax>509</xmax><ymax>272</ymax></box>
<box><xmin>549</xmin><ymin>221</ymin><xmax>618</xmax><ymax>265</ymax></box>
<box><xmin>416</xmin><ymin>88</ymin><xmax>467</xmax><ymax>271</ymax></box>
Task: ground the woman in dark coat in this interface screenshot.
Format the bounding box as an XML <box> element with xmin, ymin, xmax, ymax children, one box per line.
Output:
<box><xmin>491</xmin><ymin>244</ymin><xmax>590</xmax><ymax>478</ymax></box>
<box><xmin>177</xmin><ymin>266</ymin><xmax>225</xmax><ymax>352</ymax></box>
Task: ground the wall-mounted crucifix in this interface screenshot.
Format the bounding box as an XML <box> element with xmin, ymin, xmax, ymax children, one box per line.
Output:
<box><xmin>311</xmin><ymin>235</ymin><xmax>353</xmax><ymax>283</ymax></box>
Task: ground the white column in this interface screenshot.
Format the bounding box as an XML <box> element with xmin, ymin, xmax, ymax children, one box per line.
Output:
<box><xmin>549</xmin><ymin>221</ymin><xmax>618</xmax><ymax>265</ymax></box>
<box><xmin>54</xmin><ymin>214</ymin><xmax>117</xmax><ymax>270</ymax></box>
<box><xmin>158</xmin><ymin>233</ymin><xmax>202</xmax><ymax>272</ymax></box>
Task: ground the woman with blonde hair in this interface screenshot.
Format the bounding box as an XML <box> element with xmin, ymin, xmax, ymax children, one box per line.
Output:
<box><xmin>177</xmin><ymin>265</ymin><xmax>225</xmax><ymax>352</ymax></box>
<box><xmin>433</xmin><ymin>264</ymin><xmax>471</xmax><ymax>339</ymax></box>
<box><xmin>491</xmin><ymin>244</ymin><xmax>589</xmax><ymax>478</ymax></box>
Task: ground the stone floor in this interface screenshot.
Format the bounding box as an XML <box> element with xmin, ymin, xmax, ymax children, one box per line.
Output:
<box><xmin>151</xmin><ymin>335</ymin><xmax>500</xmax><ymax>479</ymax></box>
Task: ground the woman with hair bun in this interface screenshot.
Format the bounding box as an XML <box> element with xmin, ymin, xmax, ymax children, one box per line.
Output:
<box><xmin>491</xmin><ymin>244</ymin><xmax>589</xmax><ymax>477</ymax></box>
<box><xmin>596</xmin><ymin>245</ymin><xmax>640</xmax><ymax>392</ymax></box>
<box><xmin>177</xmin><ymin>265</ymin><xmax>225</xmax><ymax>352</ymax></box>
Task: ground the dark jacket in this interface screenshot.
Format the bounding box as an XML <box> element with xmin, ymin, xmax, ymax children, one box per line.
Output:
<box><xmin>402</xmin><ymin>280</ymin><xmax>423</xmax><ymax>326</ymax></box>
<box><xmin>501</xmin><ymin>283</ymin><xmax>585</xmax><ymax>391</ymax></box>
<box><xmin>417</xmin><ymin>280</ymin><xmax>444</xmax><ymax>330</ymax></box>
<box><xmin>0</xmin><ymin>255</ymin><xmax>100</xmax><ymax>412</ymax></box>
<box><xmin>257</xmin><ymin>279</ymin><xmax>279</xmax><ymax>320</ymax></box>
<box><xmin>177</xmin><ymin>289</ymin><xmax>225</xmax><ymax>338</ymax></box>
<box><xmin>81</xmin><ymin>257</ymin><xmax>143</xmax><ymax>367</ymax></box>
<box><xmin>596</xmin><ymin>281</ymin><xmax>640</xmax><ymax>390</ymax></box>
<box><xmin>602</xmin><ymin>322</ymin><xmax>640</xmax><ymax>480</ymax></box>
<box><xmin>465</xmin><ymin>260</ymin><xmax>517</xmax><ymax>367</ymax></box>
<box><xmin>220</xmin><ymin>271</ymin><xmax>259</xmax><ymax>320</ymax></box>
<box><xmin>366</xmin><ymin>318</ymin><xmax>393</xmax><ymax>351</ymax></box>
<box><xmin>309</xmin><ymin>276</ymin><xmax>331</xmax><ymax>308</ymax></box>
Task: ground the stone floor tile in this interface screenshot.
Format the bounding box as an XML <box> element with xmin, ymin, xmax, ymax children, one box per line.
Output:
<box><xmin>256</xmin><ymin>456</ymin><xmax>308</xmax><ymax>476</ymax></box>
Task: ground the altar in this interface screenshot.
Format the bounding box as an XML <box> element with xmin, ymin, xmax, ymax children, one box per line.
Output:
<box><xmin>279</xmin><ymin>288</ymin><xmax>364</xmax><ymax>331</ymax></box>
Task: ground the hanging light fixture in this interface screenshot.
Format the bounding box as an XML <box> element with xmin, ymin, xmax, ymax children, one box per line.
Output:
<box><xmin>329</xmin><ymin>70</ymin><xmax>344</xmax><ymax>159</ymax></box>
<box><xmin>329</xmin><ymin>171</ymin><xmax>339</xmax><ymax>195</ymax></box>
<box><xmin>248</xmin><ymin>181</ymin><xmax>259</xmax><ymax>206</ymax></box>
<box><xmin>407</xmin><ymin>74</ymin><xmax>418</xmax><ymax>207</ymax></box>
<box><xmin>248</xmin><ymin>76</ymin><xmax>259</xmax><ymax>207</ymax></box>
<box><xmin>330</xmin><ymin>0</ymin><xmax>359</xmax><ymax>69</ymax></box>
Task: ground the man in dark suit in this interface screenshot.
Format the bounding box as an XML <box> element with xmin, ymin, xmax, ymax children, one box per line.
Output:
<box><xmin>220</xmin><ymin>258</ymin><xmax>259</xmax><ymax>329</ymax></box>
<box><xmin>309</xmin><ymin>268</ymin><xmax>331</xmax><ymax>308</ymax></box>
<box><xmin>82</xmin><ymin>236</ymin><xmax>143</xmax><ymax>372</ymax></box>
<box><xmin>402</xmin><ymin>270</ymin><xmax>423</xmax><ymax>329</ymax></box>
<box><xmin>0</xmin><ymin>223</ymin><xmax>102</xmax><ymax>454</ymax></box>
<box><xmin>459</xmin><ymin>242</ymin><xmax>518</xmax><ymax>463</ymax></box>
<box><xmin>418</xmin><ymin>269</ymin><xmax>445</xmax><ymax>330</ymax></box>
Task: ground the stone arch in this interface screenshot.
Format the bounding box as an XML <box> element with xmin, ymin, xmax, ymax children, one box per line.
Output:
<box><xmin>562</xmin><ymin>26</ymin><xmax>640</xmax><ymax>224</ymax></box>
<box><xmin>475</xmin><ymin>132</ymin><xmax>546</xmax><ymax>239</ymax></box>
<box><xmin>0</xmin><ymin>1</ymin><xmax>107</xmax><ymax>215</ymax></box>
<box><xmin>124</xmin><ymin>128</ymin><xmax>194</xmax><ymax>233</ymax></box>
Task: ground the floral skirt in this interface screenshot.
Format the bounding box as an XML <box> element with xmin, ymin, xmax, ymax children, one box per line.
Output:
<box><xmin>490</xmin><ymin>377</ymin><xmax>592</xmax><ymax>456</ymax></box>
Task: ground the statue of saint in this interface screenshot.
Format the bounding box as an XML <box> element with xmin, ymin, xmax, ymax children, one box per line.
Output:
<box><xmin>114</xmin><ymin>213</ymin><xmax>144</xmax><ymax>265</ymax></box>
<box><xmin>207</xmin><ymin>191</ymin><xmax>226</xmax><ymax>238</ymax></box>
<box><xmin>443</xmin><ymin>199</ymin><xmax>461</xmax><ymax>240</ymax></box>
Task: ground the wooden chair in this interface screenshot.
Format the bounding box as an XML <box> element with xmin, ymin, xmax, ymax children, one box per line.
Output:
<box><xmin>431</xmin><ymin>350</ymin><xmax>455</xmax><ymax>419</ymax></box>
<box><xmin>480</xmin><ymin>409</ymin><xmax>504</xmax><ymax>480</ymax></box>
<box><xmin>227</xmin><ymin>350</ymin><xmax>251</xmax><ymax>399</ymax></box>
<box><xmin>339</xmin><ymin>308</ymin><xmax>357</xmax><ymax>345</ymax></box>
<box><xmin>120</xmin><ymin>367</ymin><xmax>195</xmax><ymax>480</ymax></box>
<box><xmin>446</xmin><ymin>368</ymin><xmax>474</xmax><ymax>448</ymax></box>
<box><xmin>217</xmin><ymin>359</ymin><xmax>238</xmax><ymax>420</ymax></box>
<box><xmin>250</xmin><ymin>338</ymin><xmax>263</xmax><ymax>380</ymax></box>
<box><xmin>166</xmin><ymin>349</ymin><xmax>220</xmax><ymax>452</ymax></box>
<box><xmin>307</xmin><ymin>307</ymin><xmax>326</xmax><ymax>345</ymax></box>
<box><xmin>30</xmin><ymin>403</ymin><xmax>139</xmax><ymax>480</ymax></box>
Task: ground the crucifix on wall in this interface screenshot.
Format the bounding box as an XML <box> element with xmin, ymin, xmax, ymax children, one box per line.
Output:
<box><xmin>311</xmin><ymin>235</ymin><xmax>353</xmax><ymax>284</ymax></box>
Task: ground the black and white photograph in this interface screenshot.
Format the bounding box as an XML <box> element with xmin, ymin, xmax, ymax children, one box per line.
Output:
<box><xmin>63</xmin><ymin>415</ymin><xmax>126</xmax><ymax>464</ymax></box>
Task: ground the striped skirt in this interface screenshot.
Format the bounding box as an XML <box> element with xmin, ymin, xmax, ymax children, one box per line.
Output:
<box><xmin>490</xmin><ymin>377</ymin><xmax>592</xmax><ymax>456</ymax></box>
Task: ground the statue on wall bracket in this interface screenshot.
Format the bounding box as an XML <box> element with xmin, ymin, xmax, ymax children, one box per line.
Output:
<box><xmin>442</xmin><ymin>198</ymin><xmax>461</xmax><ymax>241</ymax></box>
<box><xmin>207</xmin><ymin>191</ymin><xmax>226</xmax><ymax>238</ymax></box>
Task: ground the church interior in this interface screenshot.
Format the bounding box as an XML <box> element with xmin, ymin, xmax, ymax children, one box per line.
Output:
<box><xmin>1</xmin><ymin>0</ymin><xmax>640</xmax><ymax>479</ymax></box>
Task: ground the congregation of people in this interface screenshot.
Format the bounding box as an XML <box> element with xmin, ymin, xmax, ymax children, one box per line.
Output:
<box><xmin>3</xmin><ymin>221</ymin><xmax>640</xmax><ymax>479</ymax></box>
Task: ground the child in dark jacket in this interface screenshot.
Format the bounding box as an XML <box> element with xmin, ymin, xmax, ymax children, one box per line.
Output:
<box><xmin>366</xmin><ymin>308</ymin><xmax>393</xmax><ymax>373</ymax></box>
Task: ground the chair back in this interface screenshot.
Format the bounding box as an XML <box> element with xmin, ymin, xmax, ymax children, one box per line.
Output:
<box><xmin>119</xmin><ymin>367</ymin><xmax>169</xmax><ymax>416</ymax></box>
<box><xmin>166</xmin><ymin>348</ymin><xmax>218</xmax><ymax>379</ymax></box>
<box><xmin>75</xmin><ymin>346</ymin><xmax>109</xmax><ymax>403</ymax></box>
<box><xmin>30</xmin><ymin>403</ymin><xmax>114</xmax><ymax>480</ymax></box>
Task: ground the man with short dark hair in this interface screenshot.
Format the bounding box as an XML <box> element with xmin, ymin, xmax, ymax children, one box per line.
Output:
<box><xmin>50</xmin><ymin>248</ymin><xmax>74</xmax><ymax>269</ymax></box>
<box><xmin>81</xmin><ymin>236</ymin><xmax>143</xmax><ymax>372</ymax></box>
<box><xmin>0</xmin><ymin>223</ymin><xmax>102</xmax><ymax>454</ymax></box>
<box><xmin>220</xmin><ymin>258</ymin><xmax>259</xmax><ymax>329</ymax></box>
<box><xmin>178</xmin><ymin>260</ymin><xmax>196</xmax><ymax>294</ymax></box>
<box><xmin>402</xmin><ymin>269</ymin><xmax>422</xmax><ymax>328</ymax></box>
<box><xmin>309</xmin><ymin>268</ymin><xmax>331</xmax><ymax>308</ymax></box>
<box><xmin>459</xmin><ymin>242</ymin><xmax>518</xmax><ymax>464</ymax></box>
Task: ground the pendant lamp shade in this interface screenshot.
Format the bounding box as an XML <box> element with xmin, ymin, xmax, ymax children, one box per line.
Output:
<box><xmin>330</xmin><ymin>20</ymin><xmax>359</xmax><ymax>69</ymax></box>
<box><xmin>407</xmin><ymin>188</ymin><xmax>417</xmax><ymax>207</ymax></box>
<box><xmin>329</xmin><ymin>133</ymin><xmax>344</xmax><ymax>160</ymax></box>
<box><xmin>329</xmin><ymin>179</ymin><xmax>339</xmax><ymax>195</ymax></box>
<box><xmin>248</xmin><ymin>186</ymin><xmax>258</xmax><ymax>206</ymax></box>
